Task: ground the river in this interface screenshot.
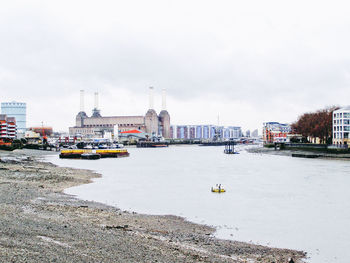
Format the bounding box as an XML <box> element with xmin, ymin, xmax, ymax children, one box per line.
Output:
<box><xmin>47</xmin><ymin>145</ymin><xmax>350</xmax><ymax>263</ymax></box>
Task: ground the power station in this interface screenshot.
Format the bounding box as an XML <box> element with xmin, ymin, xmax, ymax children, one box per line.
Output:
<box><xmin>69</xmin><ymin>88</ymin><xmax>171</xmax><ymax>138</ymax></box>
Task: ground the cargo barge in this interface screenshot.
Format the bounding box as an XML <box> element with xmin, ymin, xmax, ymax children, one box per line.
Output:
<box><xmin>199</xmin><ymin>141</ymin><xmax>226</xmax><ymax>146</ymax></box>
<box><xmin>137</xmin><ymin>141</ymin><xmax>169</xmax><ymax>148</ymax></box>
<box><xmin>59</xmin><ymin>149</ymin><xmax>129</xmax><ymax>159</ymax></box>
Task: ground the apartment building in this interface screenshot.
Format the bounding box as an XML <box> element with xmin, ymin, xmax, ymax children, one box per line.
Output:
<box><xmin>0</xmin><ymin>114</ymin><xmax>17</xmax><ymax>139</ymax></box>
<box><xmin>263</xmin><ymin>122</ymin><xmax>291</xmax><ymax>144</ymax></box>
<box><xmin>170</xmin><ymin>125</ymin><xmax>242</xmax><ymax>140</ymax></box>
<box><xmin>332</xmin><ymin>107</ymin><xmax>350</xmax><ymax>145</ymax></box>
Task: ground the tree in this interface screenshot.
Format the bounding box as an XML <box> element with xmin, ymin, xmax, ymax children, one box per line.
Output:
<box><xmin>292</xmin><ymin>106</ymin><xmax>339</xmax><ymax>144</ymax></box>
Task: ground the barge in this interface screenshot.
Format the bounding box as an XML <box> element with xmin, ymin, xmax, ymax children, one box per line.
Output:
<box><xmin>59</xmin><ymin>149</ymin><xmax>129</xmax><ymax>159</ymax></box>
<box><xmin>137</xmin><ymin>141</ymin><xmax>169</xmax><ymax>148</ymax></box>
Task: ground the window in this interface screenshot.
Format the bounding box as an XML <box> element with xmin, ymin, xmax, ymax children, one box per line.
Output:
<box><xmin>344</xmin><ymin>119</ymin><xmax>350</xmax><ymax>125</ymax></box>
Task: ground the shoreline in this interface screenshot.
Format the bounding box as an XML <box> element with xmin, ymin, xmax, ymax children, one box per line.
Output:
<box><xmin>248</xmin><ymin>146</ymin><xmax>350</xmax><ymax>160</ymax></box>
<box><xmin>0</xmin><ymin>149</ymin><xmax>306</xmax><ymax>262</ymax></box>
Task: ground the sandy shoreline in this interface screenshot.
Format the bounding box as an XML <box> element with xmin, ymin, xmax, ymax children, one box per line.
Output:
<box><xmin>0</xmin><ymin>149</ymin><xmax>306</xmax><ymax>262</ymax></box>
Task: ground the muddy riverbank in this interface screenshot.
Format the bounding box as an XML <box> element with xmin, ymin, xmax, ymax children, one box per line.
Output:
<box><xmin>248</xmin><ymin>146</ymin><xmax>350</xmax><ymax>160</ymax></box>
<box><xmin>0</xmin><ymin>149</ymin><xmax>305</xmax><ymax>262</ymax></box>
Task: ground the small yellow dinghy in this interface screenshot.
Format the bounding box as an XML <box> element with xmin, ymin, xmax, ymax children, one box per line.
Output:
<box><xmin>211</xmin><ymin>184</ymin><xmax>225</xmax><ymax>193</ymax></box>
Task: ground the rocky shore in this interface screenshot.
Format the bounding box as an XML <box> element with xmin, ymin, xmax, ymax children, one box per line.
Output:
<box><xmin>0</xmin><ymin>149</ymin><xmax>306</xmax><ymax>263</ymax></box>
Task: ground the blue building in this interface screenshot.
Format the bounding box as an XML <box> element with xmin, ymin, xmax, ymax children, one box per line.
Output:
<box><xmin>1</xmin><ymin>102</ymin><xmax>26</xmax><ymax>133</ymax></box>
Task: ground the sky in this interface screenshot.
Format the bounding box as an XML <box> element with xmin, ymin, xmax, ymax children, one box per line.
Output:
<box><xmin>1</xmin><ymin>0</ymin><xmax>350</xmax><ymax>132</ymax></box>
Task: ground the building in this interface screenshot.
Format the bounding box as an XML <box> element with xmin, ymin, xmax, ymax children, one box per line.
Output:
<box><xmin>1</xmin><ymin>102</ymin><xmax>26</xmax><ymax>133</ymax></box>
<box><xmin>263</xmin><ymin>122</ymin><xmax>291</xmax><ymax>144</ymax></box>
<box><xmin>69</xmin><ymin>88</ymin><xmax>171</xmax><ymax>139</ymax></box>
<box><xmin>332</xmin><ymin>107</ymin><xmax>350</xmax><ymax>146</ymax></box>
<box><xmin>28</xmin><ymin>127</ymin><xmax>53</xmax><ymax>137</ymax></box>
<box><xmin>252</xmin><ymin>129</ymin><xmax>259</xmax><ymax>137</ymax></box>
<box><xmin>0</xmin><ymin>114</ymin><xmax>17</xmax><ymax>139</ymax></box>
<box><xmin>170</xmin><ymin>125</ymin><xmax>242</xmax><ymax>140</ymax></box>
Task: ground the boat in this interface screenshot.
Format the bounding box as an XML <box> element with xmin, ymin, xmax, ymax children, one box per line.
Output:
<box><xmin>199</xmin><ymin>141</ymin><xmax>226</xmax><ymax>146</ymax></box>
<box><xmin>96</xmin><ymin>149</ymin><xmax>129</xmax><ymax>158</ymax></box>
<box><xmin>211</xmin><ymin>185</ymin><xmax>226</xmax><ymax>193</ymax></box>
<box><xmin>137</xmin><ymin>141</ymin><xmax>169</xmax><ymax>148</ymax></box>
<box><xmin>0</xmin><ymin>138</ymin><xmax>14</xmax><ymax>151</ymax></box>
<box><xmin>59</xmin><ymin>149</ymin><xmax>129</xmax><ymax>159</ymax></box>
<box><xmin>81</xmin><ymin>153</ymin><xmax>101</xmax><ymax>160</ymax></box>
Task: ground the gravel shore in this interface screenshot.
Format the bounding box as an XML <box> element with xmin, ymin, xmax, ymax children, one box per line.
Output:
<box><xmin>0</xmin><ymin>149</ymin><xmax>306</xmax><ymax>263</ymax></box>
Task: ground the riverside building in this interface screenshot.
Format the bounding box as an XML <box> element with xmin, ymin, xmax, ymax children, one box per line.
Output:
<box><xmin>69</xmin><ymin>88</ymin><xmax>170</xmax><ymax>138</ymax></box>
<box><xmin>0</xmin><ymin>115</ymin><xmax>17</xmax><ymax>139</ymax></box>
<box><xmin>263</xmin><ymin>122</ymin><xmax>291</xmax><ymax>144</ymax></box>
<box><xmin>1</xmin><ymin>102</ymin><xmax>26</xmax><ymax>134</ymax></box>
<box><xmin>332</xmin><ymin>107</ymin><xmax>350</xmax><ymax>146</ymax></box>
<box><xmin>170</xmin><ymin>125</ymin><xmax>242</xmax><ymax>140</ymax></box>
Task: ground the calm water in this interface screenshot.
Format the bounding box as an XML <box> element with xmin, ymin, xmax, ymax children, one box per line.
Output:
<box><xmin>47</xmin><ymin>145</ymin><xmax>350</xmax><ymax>263</ymax></box>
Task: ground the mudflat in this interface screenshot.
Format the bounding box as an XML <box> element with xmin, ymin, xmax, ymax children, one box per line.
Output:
<box><xmin>0</xmin><ymin>149</ymin><xmax>305</xmax><ymax>262</ymax></box>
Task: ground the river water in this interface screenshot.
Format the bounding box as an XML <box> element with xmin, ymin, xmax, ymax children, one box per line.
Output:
<box><xmin>47</xmin><ymin>145</ymin><xmax>350</xmax><ymax>263</ymax></box>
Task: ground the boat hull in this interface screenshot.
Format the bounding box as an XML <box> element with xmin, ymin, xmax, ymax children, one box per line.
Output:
<box><xmin>59</xmin><ymin>149</ymin><xmax>129</xmax><ymax>159</ymax></box>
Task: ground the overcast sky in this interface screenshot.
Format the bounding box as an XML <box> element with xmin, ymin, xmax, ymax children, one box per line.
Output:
<box><xmin>1</xmin><ymin>0</ymin><xmax>350</xmax><ymax>132</ymax></box>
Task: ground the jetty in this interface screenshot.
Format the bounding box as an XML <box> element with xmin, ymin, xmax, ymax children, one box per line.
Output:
<box><xmin>224</xmin><ymin>140</ymin><xmax>238</xmax><ymax>154</ymax></box>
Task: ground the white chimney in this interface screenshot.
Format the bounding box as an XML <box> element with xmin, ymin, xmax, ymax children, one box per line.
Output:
<box><xmin>94</xmin><ymin>92</ymin><xmax>99</xmax><ymax>110</ymax></box>
<box><xmin>80</xmin><ymin>90</ymin><xmax>85</xmax><ymax>112</ymax></box>
<box><xmin>149</xmin><ymin>87</ymin><xmax>154</xmax><ymax>109</ymax></box>
<box><xmin>161</xmin><ymin>88</ymin><xmax>167</xmax><ymax>110</ymax></box>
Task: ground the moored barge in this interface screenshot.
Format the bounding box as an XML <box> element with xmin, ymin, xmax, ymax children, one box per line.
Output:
<box><xmin>137</xmin><ymin>141</ymin><xmax>169</xmax><ymax>148</ymax></box>
<box><xmin>59</xmin><ymin>149</ymin><xmax>129</xmax><ymax>159</ymax></box>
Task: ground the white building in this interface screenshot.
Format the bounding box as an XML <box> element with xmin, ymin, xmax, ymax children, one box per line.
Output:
<box><xmin>170</xmin><ymin>125</ymin><xmax>242</xmax><ymax>140</ymax></box>
<box><xmin>332</xmin><ymin>107</ymin><xmax>350</xmax><ymax>146</ymax></box>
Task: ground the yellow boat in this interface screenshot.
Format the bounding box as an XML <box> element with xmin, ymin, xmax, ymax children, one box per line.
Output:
<box><xmin>211</xmin><ymin>186</ymin><xmax>226</xmax><ymax>193</ymax></box>
<box><xmin>59</xmin><ymin>149</ymin><xmax>129</xmax><ymax>159</ymax></box>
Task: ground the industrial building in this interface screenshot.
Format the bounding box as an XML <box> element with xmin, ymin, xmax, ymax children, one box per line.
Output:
<box><xmin>69</xmin><ymin>88</ymin><xmax>171</xmax><ymax>138</ymax></box>
<box><xmin>0</xmin><ymin>114</ymin><xmax>17</xmax><ymax>139</ymax></box>
<box><xmin>332</xmin><ymin>107</ymin><xmax>350</xmax><ymax>146</ymax></box>
<box><xmin>1</xmin><ymin>102</ymin><xmax>26</xmax><ymax>134</ymax></box>
<box><xmin>170</xmin><ymin>125</ymin><xmax>242</xmax><ymax>140</ymax></box>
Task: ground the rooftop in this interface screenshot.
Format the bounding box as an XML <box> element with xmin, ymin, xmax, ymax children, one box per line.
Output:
<box><xmin>334</xmin><ymin>106</ymin><xmax>350</xmax><ymax>112</ymax></box>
